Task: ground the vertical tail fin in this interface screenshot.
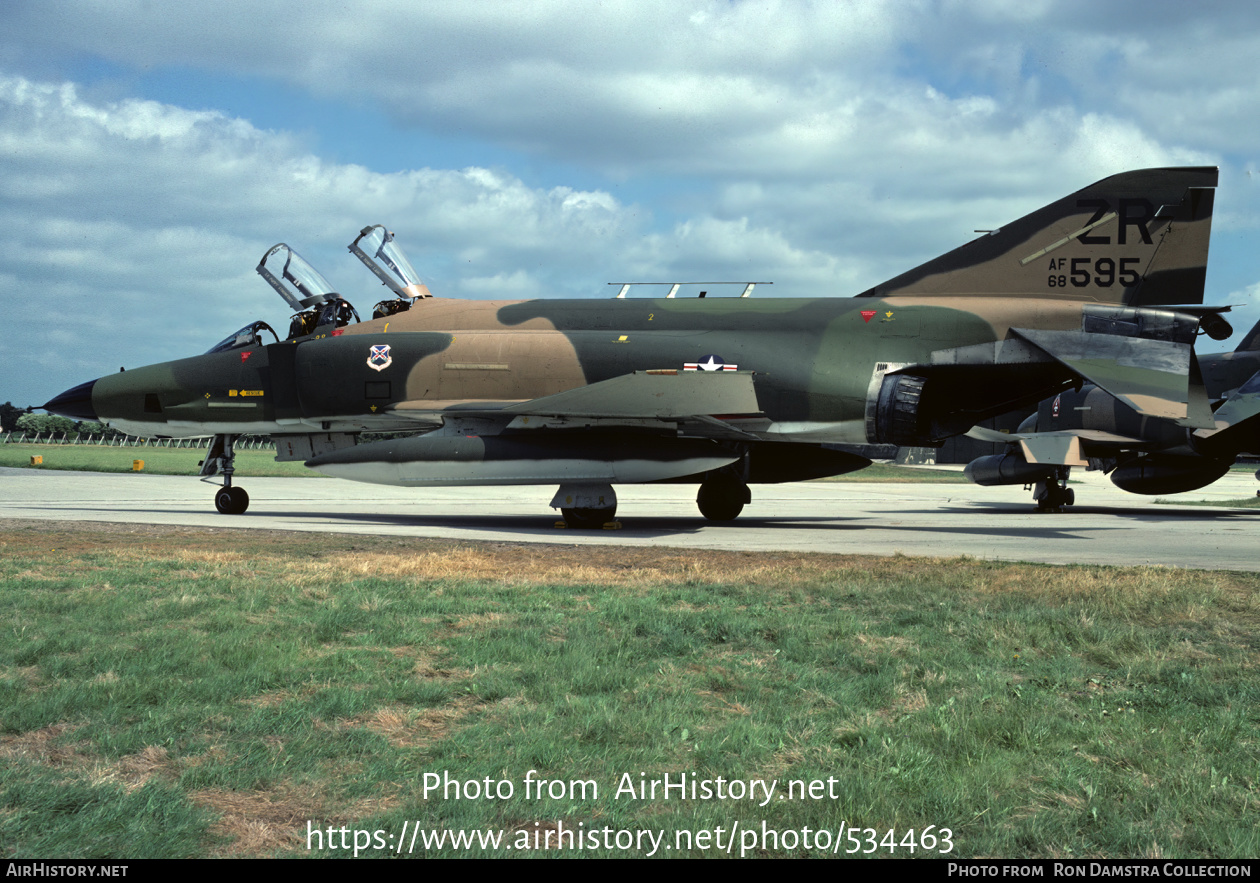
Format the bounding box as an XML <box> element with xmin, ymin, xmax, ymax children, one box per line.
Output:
<box><xmin>858</xmin><ymin>167</ymin><xmax>1218</xmax><ymax>306</ymax></box>
<box><xmin>1232</xmin><ymin>318</ymin><xmax>1260</xmax><ymax>355</ymax></box>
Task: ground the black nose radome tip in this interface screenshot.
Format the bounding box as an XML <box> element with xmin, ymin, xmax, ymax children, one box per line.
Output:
<box><xmin>43</xmin><ymin>379</ymin><xmax>98</xmax><ymax>421</ymax></box>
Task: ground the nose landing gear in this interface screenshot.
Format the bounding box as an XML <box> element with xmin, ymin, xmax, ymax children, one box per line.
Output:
<box><xmin>201</xmin><ymin>434</ymin><xmax>250</xmax><ymax>514</ymax></box>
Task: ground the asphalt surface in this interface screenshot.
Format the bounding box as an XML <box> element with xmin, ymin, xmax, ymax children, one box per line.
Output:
<box><xmin>2</xmin><ymin>465</ymin><xmax>1257</xmax><ymax>571</ymax></box>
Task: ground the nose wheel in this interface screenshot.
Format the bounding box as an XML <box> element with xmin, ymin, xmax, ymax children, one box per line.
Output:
<box><xmin>214</xmin><ymin>486</ymin><xmax>250</xmax><ymax>515</ymax></box>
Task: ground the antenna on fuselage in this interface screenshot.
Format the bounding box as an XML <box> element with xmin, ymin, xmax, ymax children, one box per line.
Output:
<box><xmin>609</xmin><ymin>282</ymin><xmax>772</xmax><ymax>298</ymax></box>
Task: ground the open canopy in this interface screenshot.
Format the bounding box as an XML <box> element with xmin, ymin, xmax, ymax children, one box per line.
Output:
<box><xmin>349</xmin><ymin>225</ymin><xmax>431</xmax><ymax>299</ymax></box>
<box><xmin>256</xmin><ymin>243</ymin><xmax>340</xmax><ymax>311</ymax></box>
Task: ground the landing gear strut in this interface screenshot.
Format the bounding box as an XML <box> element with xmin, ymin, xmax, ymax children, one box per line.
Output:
<box><xmin>201</xmin><ymin>434</ymin><xmax>250</xmax><ymax>514</ymax></box>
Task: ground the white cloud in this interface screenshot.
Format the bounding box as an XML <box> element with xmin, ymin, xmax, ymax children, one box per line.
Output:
<box><xmin>5</xmin><ymin>2</ymin><xmax>1260</xmax><ymax>405</ymax></box>
<box><xmin>0</xmin><ymin>72</ymin><xmax>834</xmax><ymax>404</ymax></box>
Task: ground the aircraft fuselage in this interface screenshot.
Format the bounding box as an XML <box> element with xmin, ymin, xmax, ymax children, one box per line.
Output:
<box><xmin>87</xmin><ymin>293</ymin><xmax>1089</xmax><ymax>445</ymax></box>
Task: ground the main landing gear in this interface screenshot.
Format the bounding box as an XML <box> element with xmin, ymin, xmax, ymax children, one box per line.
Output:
<box><xmin>201</xmin><ymin>434</ymin><xmax>250</xmax><ymax>514</ymax></box>
<box><xmin>1031</xmin><ymin>471</ymin><xmax>1074</xmax><ymax>513</ymax></box>
<box><xmin>550</xmin><ymin>463</ymin><xmax>754</xmax><ymax>529</ymax></box>
<box><xmin>696</xmin><ymin>472</ymin><xmax>750</xmax><ymax>522</ymax></box>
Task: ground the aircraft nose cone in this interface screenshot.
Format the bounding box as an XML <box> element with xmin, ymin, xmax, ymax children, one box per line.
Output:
<box><xmin>43</xmin><ymin>379</ymin><xmax>98</xmax><ymax>421</ymax></box>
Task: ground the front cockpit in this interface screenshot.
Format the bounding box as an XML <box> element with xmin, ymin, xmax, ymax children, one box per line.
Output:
<box><xmin>255</xmin><ymin>243</ymin><xmax>361</xmax><ymax>339</ymax></box>
<box><xmin>204</xmin><ymin>320</ymin><xmax>280</xmax><ymax>354</ymax></box>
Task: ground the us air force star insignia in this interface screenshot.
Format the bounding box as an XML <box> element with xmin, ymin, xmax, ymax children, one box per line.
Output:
<box><xmin>684</xmin><ymin>355</ymin><xmax>737</xmax><ymax>372</ymax></box>
<box><xmin>367</xmin><ymin>344</ymin><xmax>393</xmax><ymax>372</ymax></box>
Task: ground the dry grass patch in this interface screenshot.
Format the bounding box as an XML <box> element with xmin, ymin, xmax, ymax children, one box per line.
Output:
<box><xmin>1</xmin><ymin>724</ymin><xmax>177</xmax><ymax>792</ymax></box>
<box><xmin>0</xmin><ymin>724</ymin><xmax>88</xmax><ymax>767</ymax></box>
<box><xmin>445</xmin><ymin>612</ymin><xmax>512</xmax><ymax>631</ymax></box>
<box><xmin>1</xmin><ymin>665</ymin><xmax>43</xmax><ymax>686</ymax></box>
<box><xmin>853</xmin><ymin>632</ymin><xmax>915</xmax><ymax>660</ymax></box>
<box><xmin>363</xmin><ymin>698</ymin><xmax>481</xmax><ymax>749</ymax></box>
<box><xmin>191</xmin><ymin>787</ymin><xmax>315</xmax><ymax>857</ymax></box>
<box><xmin>883</xmin><ymin>684</ymin><xmax>930</xmax><ymax>720</ymax></box>
<box><xmin>286</xmin><ymin>544</ymin><xmax>880</xmax><ymax>591</ymax></box>
<box><xmin>98</xmin><ymin>746</ymin><xmax>173</xmax><ymax>792</ymax></box>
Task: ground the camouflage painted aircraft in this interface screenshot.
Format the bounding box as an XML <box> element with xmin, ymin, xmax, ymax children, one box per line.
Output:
<box><xmin>45</xmin><ymin>167</ymin><xmax>1225</xmax><ymax>527</ymax></box>
<box><xmin>964</xmin><ymin>318</ymin><xmax>1260</xmax><ymax>509</ymax></box>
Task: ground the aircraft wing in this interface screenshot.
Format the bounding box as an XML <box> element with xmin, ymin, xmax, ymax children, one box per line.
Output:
<box><xmin>388</xmin><ymin>370</ymin><xmax>769</xmax><ymax>438</ymax></box>
<box><xmin>308</xmin><ymin>371</ymin><xmax>768</xmax><ymax>487</ymax></box>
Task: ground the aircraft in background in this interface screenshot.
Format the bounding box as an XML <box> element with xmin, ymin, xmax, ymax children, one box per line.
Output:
<box><xmin>964</xmin><ymin>320</ymin><xmax>1260</xmax><ymax>509</ymax></box>
<box><xmin>45</xmin><ymin>168</ymin><xmax>1225</xmax><ymax>527</ymax></box>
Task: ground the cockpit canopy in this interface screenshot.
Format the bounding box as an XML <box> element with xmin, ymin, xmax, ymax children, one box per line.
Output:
<box><xmin>256</xmin><ymin>243</ymin><xmax>341</xmax><ymax>312</ymax></box>
<box><xmin>349</xmin><ymin>225</ymin><xmax>431</xmax><ymax>300</ymax></box>
<box><xmin>255</xmin><ymin>243</ymin><xmax>362</xmax><ymax>340</ymax></box>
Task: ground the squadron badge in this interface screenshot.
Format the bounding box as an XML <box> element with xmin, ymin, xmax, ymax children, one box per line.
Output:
<box><xmin>367</xmin><ymin>344</ymin><xmax>393</xmax><ymax>372</ymax></box>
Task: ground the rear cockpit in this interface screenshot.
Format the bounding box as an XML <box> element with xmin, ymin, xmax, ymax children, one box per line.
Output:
<box><xmin>348</xmin><ymin>224</ymin><xmax>432</xmax><ymax>319</ymax></box>
<box><xmin>256</xmin><ymin>243</ymin><xmax>361</xmax><ymax>339</ymax></box>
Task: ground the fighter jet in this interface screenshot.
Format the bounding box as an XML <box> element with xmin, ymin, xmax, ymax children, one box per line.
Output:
<box><xmin>45</xmin><ymin>167</ymin><xmax>1223</xmax><ymax>527</ymax></box>
<box><xmin>964</xmin><ymin>318</ymin><xmax>1260</xmax><ymax>509</ymax></box>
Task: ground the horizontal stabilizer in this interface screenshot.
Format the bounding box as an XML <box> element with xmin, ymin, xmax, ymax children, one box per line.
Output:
<box><xmin>1012</xmin><ymin>328</ymin><xmax>1213</xmax><ymax>429</ymax></box>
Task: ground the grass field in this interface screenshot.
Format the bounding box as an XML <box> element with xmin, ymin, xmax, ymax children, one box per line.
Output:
<box><xmin>1</xmin><ymin>520</ymin><xmax>1256</xmax><ymax>859</ymax></box>
<box><xmin>0</xmin><ymin>444</ymin><xmax>314</xmax><ymax>478</ymax></box>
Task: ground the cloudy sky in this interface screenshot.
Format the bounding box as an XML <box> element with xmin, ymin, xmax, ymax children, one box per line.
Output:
<box><xmin>3</xmin><ymin>1</ymin><xmax>1258</xmax><ymax>408</ymax></box>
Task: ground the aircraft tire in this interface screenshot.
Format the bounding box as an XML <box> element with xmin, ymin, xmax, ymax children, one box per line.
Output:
<box><xmin>561</xmin><ymin>506</ymin><xmax>615</xmax><ymax>529</ymax></box>
<box><xmin>697</xmin><ymin>477</ymin><xmax>746</xmax><ymax>522</ymax></box>
<box><xmin>1036</xmin><ymin>484</ymin><xmax>1071</xmax><ymax>513</ymax></box>
<box><xmin>214</xmin><ymin>486</ymin><xmax>250</xmax><ymax>515</ymax></box>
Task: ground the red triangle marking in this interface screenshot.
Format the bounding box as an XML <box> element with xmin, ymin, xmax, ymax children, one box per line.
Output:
<box><xmin>860</xmin><ymin>310</ymin><xmax>877</xmax><ymax>323</ymax></box>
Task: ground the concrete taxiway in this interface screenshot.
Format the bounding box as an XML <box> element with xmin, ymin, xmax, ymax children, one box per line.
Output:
<box><xmin>2</xmin><ymin>465</ymin><xmax>1257</xmax><ymax>571</ymax></box>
